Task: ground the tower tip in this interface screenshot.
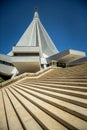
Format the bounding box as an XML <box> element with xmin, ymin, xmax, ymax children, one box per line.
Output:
<box><xmin>34</xmin><ymin>7</ymin><xmax>38</xmax><ymax>12</ymax></box>
<box><xmin>34</xmin><ymin>7</ymin><xmax>39</xmax><ymax>19</ymax></box>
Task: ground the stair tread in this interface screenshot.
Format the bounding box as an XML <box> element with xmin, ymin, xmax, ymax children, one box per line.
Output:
<box><xmin>0</xmin><ymin>91</ymin><xmax>8</xmax><ymax>130</ymax></box>
<box><xmin>15</xmin><ymin>83</ymin><xmax>87</xmax><ymax>106</ymax></box>
<box><xmin>19</xmin><ymin>82</ymin><xmax>87</xmax><ymax>98</ymax></box>
<box><xmin>37</xmin><ymin>80</ymin><xmax>87</xmax><ymax>85</ymax></box>
<box><xmin>15</xmin><ymin>85</ymin><xmax>87</xmax><ymax>120</ymax></box>
<box><xmin>11</xmin><ymin>86</ymin><xmax>87</xmax><ymax>130</ymax></box>
<box><xmin>9</xmin><ymin>87</ymin><xmax>67</xmax><ymax>130</ymax></box>
<box><xmin>25</xmin><ymin>82</ymin><xmax>87</xmax><ymax>91</ymax></box>
<box><xmin>6</xmin><ymin>88</ymin><xmax>42</xmax><ymax>130</ymax></box>
<box><xmin>2</xmin><ymin>89</ymin><xmax>23</xmax><ymax>130</ymax></box>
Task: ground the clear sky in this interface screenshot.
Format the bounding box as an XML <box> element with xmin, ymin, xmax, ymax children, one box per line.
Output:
<box><xmin>0</xmin><ymin>0</ymin><xmax>87</xmax><ymax>55</ymax></box>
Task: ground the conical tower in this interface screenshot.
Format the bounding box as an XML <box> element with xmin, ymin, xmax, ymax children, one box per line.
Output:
<box><xmin>16</xmin><ymin>11</ymin><xmax>58</xmax><ymax>57</ymax></box>
<box><xmin>11</xmin><ymin>11</ymin><xmax>58</xmax><ymax>73</ymax></box>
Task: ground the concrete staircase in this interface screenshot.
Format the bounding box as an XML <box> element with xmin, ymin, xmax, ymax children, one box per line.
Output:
<box><xmin>0</xmin><ymin>63</ymin><xmax>87</xmax><ymax>130</ymax></box>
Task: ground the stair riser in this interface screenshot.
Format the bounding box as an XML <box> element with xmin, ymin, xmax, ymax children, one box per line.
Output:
<box><xmin>15</xmin><ymin>85</ymin><xmax>87</xmax><ymax>121</ymax></box>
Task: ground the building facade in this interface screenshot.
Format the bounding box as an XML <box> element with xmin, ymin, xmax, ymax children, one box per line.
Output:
<box><xmin>0</xmin><ymin>11</ymin><xmax>86</xmax><ymax>78</ymax></box>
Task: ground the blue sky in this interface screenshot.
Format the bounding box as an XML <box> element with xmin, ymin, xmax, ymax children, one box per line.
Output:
<box><xmin>0</xmin><ymin>0</ymin><xmax>87</xmax><ymax>55</ymax></box>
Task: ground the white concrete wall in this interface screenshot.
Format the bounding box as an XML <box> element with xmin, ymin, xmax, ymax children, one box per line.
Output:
<box><xmin>13</xmin><ymin>46</ymin><xmax>40</xmax><ymax>53</ymax></box>
<box><xmin>12</xmin><ymin>56</ymin><xmax>40</xmax><ymax>62</ymax></box>
<box><xmin>0</xmin><ymin>64</ymin><xmax>15</xmax><ymax>76</ymax></box>
<box><xmin>0</xmin><ymin>54</ymin><xmax>12</xmax><ymax>63</ymax></box>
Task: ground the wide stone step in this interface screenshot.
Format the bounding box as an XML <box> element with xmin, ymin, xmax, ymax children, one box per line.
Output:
<box><xmin>9</xmin><ymin>87</ymin><xmax>67</xmax><ymax>130</ymax></box>
<box><xmin>40</xmin><ymin>68</ymin><xmax>87</xmax><ymax>77</ymax></box>
<box><xmin>44</xmin><ymin>73</ymin><xmax>87</xmax><ymax>80</ymax></box>
<box><xmin>5</xmin><ymin>88</ymin><xmax>43</xmax><ymax>130</ymax></box>
<box><xmin>14</xmin><ymin>83</ymin><xmax>87</xmax><ymax>108</ymax></box>
<box><xmin>33</xmin><ymin>80</ymin><xmax>87</xmax><ymax>87</ymax></box>
<box><xmin>14</xmin><ymin>84</ymin><xmax>87</xmax><ymax>121</ymax></box>
<box><xmin>0</xmin><ymin>91</ymin><xmax>8</xmax><ymax>130</ymax></box>
<box><xmin>20</xmin><ymin>82</ymin><xmax>87</xmax><ymax>99</ymax></box>
<box><xmin>21</xmin><ymin>78</ymin><xmax>87</xmax><ymax>87</ymax></box>
<box><xmin>43</xmin><ymin>78</ymin><xmax>87</xmax><ymax>82</ymax></box>
<box><xmin>44</xmin><ymin>71</ymin><xmax>87</xmax><ymax>77</ymax></box>
<box><xmin>2</xmin><ymin>89</ymin><xmax>23</xmax><ymax>130</ymax></box>
<box><xmin>10</xmin><ymin>86</ymin><xmax>87</xmax><ymax>130</ymax></box>
<box><xmin>23</xmin><ymin>81</ymin><xmax>87</xmax><ymax>92</ymax></box>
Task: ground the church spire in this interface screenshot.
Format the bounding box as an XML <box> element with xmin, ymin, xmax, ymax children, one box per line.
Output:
<box><xmin>34</xmin><ymin>7</ymin><xmax>38</xmax><ymax>12</ymax></box>
<box><xmin>34</xmin><ymin>7</ymin><xmax>39</xmax><ymax>19</ymax></box>
<box><xmin>16</xmin><ymin>10</ymin><xmax>58</xmax><ymax>57</ymax></box>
